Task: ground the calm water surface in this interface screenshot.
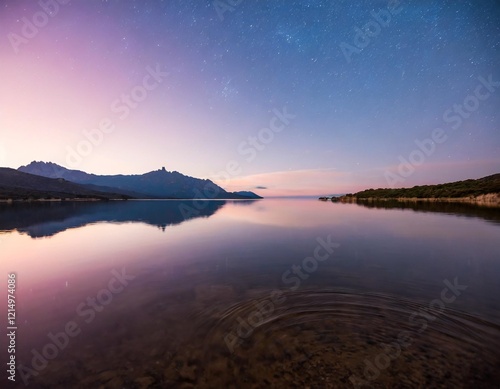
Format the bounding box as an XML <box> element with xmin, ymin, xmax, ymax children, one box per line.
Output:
<box><xmin>1</xmin><ymin>199</ymin><xmax>499</xmax><ymax>388</ymax></box>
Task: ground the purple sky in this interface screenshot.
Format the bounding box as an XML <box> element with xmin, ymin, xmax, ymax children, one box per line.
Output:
<box><xmin>1</xmin><ymin>0</ymin><xmax>499</xmax><ymax>196</ymax></box>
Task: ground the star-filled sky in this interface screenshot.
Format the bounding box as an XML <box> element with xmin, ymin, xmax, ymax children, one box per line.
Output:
<box><xmin>1</xmin><ymin>0</ymin><xmax>499</xmax><ymax>196</ymax></box>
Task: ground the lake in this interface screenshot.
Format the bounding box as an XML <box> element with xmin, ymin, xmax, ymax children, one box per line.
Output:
<box><xmin>1</xmin><ymin>199</ymin><xmax>500</xmax><ymax>388</ymax></box>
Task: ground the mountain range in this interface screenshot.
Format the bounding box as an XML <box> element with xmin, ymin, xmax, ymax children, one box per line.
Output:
<box><xmin>0</xmin><ymin>161</ymin><xmax>261</xmax><ymax>201</ymax></box>
<box><xmin>0</xmin><ymin>168</ymin><xmax>130</xmax><ymax>201</ymax></box>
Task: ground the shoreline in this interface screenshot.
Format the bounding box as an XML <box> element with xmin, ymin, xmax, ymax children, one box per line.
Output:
<box><xmin>0</xmin><ymin>198</ymin><xmax>126</xmax><ymax>203</ymax></box>
<box><xmin>340</xmin><ymin>193</ymin><xmax>500</xmax><ymax>207</ymax></box>
<box><xmin>0</xmin><ymin>197</ymin><xmax>262</xmax><ymax>203</ymax></box>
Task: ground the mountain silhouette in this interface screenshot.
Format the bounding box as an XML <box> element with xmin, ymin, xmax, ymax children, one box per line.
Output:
<box><xmin>0</xmin><ymin>168</ymin><xmax>129</xmax><ymax>200</ymax></box>
<box><xmin>18</xmin><ymin>161</ymin><xmax>262</xmax><ymax>200</ymax></box>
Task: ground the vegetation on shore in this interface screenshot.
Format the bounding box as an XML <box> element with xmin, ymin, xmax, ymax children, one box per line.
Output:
<box><xmin>319</xmin><ymin>174</ymin><xmax>500</xmax><ymax>206</ymax></box>
<box><xmin>348</xmin><ymin>174</ymin><xmax>500</xmax><ymax>200</ymax></box>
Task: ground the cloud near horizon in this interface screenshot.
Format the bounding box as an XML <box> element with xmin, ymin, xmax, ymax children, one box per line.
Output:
<box><xmin>214</xmin><ymin>159</ymin><xmax>500</xmax><ymax>197</ymax></box>
<box><xmin>212</xmin><ymin>168</ymin><xmax>359</xmax><ymax>196</ymax></box>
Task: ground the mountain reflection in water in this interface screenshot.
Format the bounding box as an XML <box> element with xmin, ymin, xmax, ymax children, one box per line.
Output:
<box><xmin>1</xmin><ymin>199</ymin><xmax>499</xmax><ymax>388</ymax></box>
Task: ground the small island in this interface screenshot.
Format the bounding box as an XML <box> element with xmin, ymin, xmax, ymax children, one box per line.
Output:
<box><xmin>320</xmin><ymin>174</ymin><xmax>500</xmax><ymax>207</ymax></box>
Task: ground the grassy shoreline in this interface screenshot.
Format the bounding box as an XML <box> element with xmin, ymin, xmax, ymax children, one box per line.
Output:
<box><xmin>340</xmin><ymin>193</ymin><xmax>500</xmax><ymax>207</ymax></box>
<box><xmin>328</xmin><ymin>174</ymin><xmax>500</xmax><ymax>207</ymax></box>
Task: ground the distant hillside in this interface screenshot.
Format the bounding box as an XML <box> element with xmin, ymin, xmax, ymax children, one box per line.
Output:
<box><xmin>18</xmin><ymin>161</ymin><xmax>262</xmax><ymax>200</ymax></box>
<box><xmin>0</xmin><ymin>168</ymin><xmax>129</xmax><ymax>201</ymax></box>
<box><xmin>233</xmin><ymin>191</ymin><xmax>262</xmax><ymax>199</ymax></box>
<box><xmin>352</xmin><ymin>174</ymin><xmax>500</xmax><ymax>199</ymax></box>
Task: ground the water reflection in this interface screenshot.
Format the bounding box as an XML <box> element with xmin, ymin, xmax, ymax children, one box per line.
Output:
<box><xmin>0</xmin><ymin>200</ymin><xmax>230</xmax><ymax>238</ymax></box>
<box><xmin>351</xmin><ymin>199</ymin><xmax>500</xmax><ymax>225</ymax></box>
<box><xmin>1</xmin><ymin>199</ymin><xmax>499</xmax><ymax>388</ymax></box>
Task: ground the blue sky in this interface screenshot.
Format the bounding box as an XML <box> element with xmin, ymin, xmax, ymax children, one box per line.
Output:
<box><xmin>1</xmin><ymin>0</ymin><xmax>499</xmax><ymax>195</ymax></box>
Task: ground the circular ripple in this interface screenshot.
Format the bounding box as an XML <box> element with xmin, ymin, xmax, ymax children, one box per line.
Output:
<box><xmin>179</xmin><ymin>288</ymin><xmax>500</xmax><ymax>388</ymax></box>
